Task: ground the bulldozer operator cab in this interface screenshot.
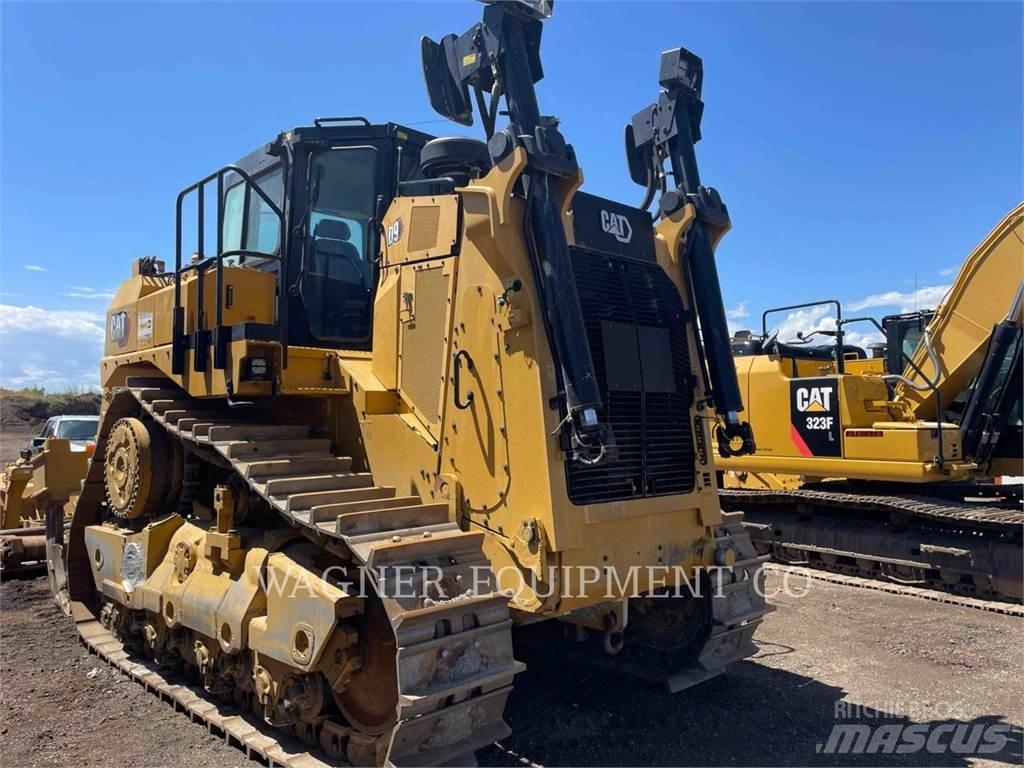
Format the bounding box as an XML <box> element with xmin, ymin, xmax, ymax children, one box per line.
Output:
<box><xmin>188</xmin><ymin>118</ymin><xmax>432</xmax><ymax>357</ymax></box>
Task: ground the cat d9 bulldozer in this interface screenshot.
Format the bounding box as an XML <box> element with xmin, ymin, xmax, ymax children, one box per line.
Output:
<box><xmin>719</xmin><ymin>203</ymin><xmax>1023</xmax><ymax>602</ymax></box>
<box><xmin>47</xmin><ymin>2</ymin><xmax>764</xmax><ymax>764</ymax></box>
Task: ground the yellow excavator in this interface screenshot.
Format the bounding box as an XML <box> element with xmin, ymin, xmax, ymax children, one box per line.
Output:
<box><xmin>718</xmin><ymin>203</ymin><xmax>1023</xmax><ymax>601</ymax></box>
<box><xmin>46</xmin><ymin>3</ymin><xmax>765</xmax><ymax>765</ymax></box>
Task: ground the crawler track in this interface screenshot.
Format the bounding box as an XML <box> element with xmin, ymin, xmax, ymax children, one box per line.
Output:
<box><xmin>54</xmin><ymin>375</ymin><xmax>768</xmax><ymax>766</ymax></box>
<box><xmin>763</xmin><ymin>563</ymin><xmax>1024</xmax><ymax>617</ymax></box>
<box><xmin>721</xmin><ymin>485</ymin><xmax>1023</xmax><ymax>604</ymax></box>
<box><xmin>77</xmin><ymin>617</ymin><xmax>336</xmax><ymax>767</ymax></box>
<box><xmin>61</xmin><ymin>376</ymin><xmax>523</xmax><ymax>766</ymax></box>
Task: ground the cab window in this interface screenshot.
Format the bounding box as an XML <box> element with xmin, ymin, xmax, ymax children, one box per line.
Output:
<box><xmin>222</xmin><ymin>166</ymin><xmax>284</xmax><ymax>265</ymax></box>
<box><xmin>56</xmin><ymin>419</ymin><xmax>97</xmax><ymax>440</ymax></box>
<box><xmin>901</xmin><ymin>326</ymin><xmax>923</xmax><ymax>361</ymax></box>
<box><xmin>301</xmin><ymin>147</ymin><xmax>378</xmax><ymax>341</ymax></box>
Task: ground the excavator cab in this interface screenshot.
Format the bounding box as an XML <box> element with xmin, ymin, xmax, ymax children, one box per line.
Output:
<box><xmin>881</xmin><ymin>310</ymin><xmax>935</xmax><ymax>376</ymax></box>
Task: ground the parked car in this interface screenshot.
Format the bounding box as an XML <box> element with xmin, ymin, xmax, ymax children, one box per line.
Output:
<box><xmin>27</xmin><ymin>415</ymin><xmax>100</xmax><ymax>453</ymax></box>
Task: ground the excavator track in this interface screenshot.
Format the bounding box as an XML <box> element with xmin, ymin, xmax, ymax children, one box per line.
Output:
<box><xmin>721</xmin><ymin>485</ymin><xmax>1023</xmax><ymax>604</ymax></box>
<box><xmin>763</xmin><ymin>563</ymin><xmax>1024</xmax><ymax>617</ymax></box>
<box><xmin>61</xmin><ymin>376</ymin><xmax>524</xmax><ymax>767</ymax></box>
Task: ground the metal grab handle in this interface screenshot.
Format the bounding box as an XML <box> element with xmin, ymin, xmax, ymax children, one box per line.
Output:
<box><xmin>453</xmin><ymin>350</ymin><xmax>475</xmax><ymax>410</ymax></box>
<box><xmin>313</xmin><ymin>116</ymin><xmax>371</xmax><ymax>127</ymax></box>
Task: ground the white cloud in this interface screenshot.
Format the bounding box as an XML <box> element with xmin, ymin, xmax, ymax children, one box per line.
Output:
<box><xmin>848</xmin><ymin>284</ymin><xmax>950</xmax><ymax>314</ymax></box>
<box><xmin>763</xmin><ymin>282</ymin><xmax>951</xmax><ymax>354</ymax></box>
<box><xmin>769</xmin><ymin>305</ymin><xmax>884</xmax><ymax>351</ymax></box>
<box><xmin>61</xmin><ymin>286</ymin><xmax>117</xmax><ymax>300</ymax></box>
<box><xmin>725</xmin><ymin>301</ymin><xmax>749</xmax><ymax>320</ymax></box>
<box><xmin>771</xmin><ymin>305</ymin><xmax>832</xmax><ymax>342</ymax></box>
<box><xmin>0</xmin><ymin>304</ymin><xmax>103</xmax><ymax>390</ymax></box>
<box><xmin>939</xmin><ymin>267</ymin><xmax>957</xmax><ymax>277</ymax></box>
<box><xmin>24</xmin><ymin>265</ymin><xmax>47</xmax><ymax>272</ymax></box>
<box><xmin>725</xmin><ymin>300</ymin><xmax>753</xmax><ymax>335</ymax></box>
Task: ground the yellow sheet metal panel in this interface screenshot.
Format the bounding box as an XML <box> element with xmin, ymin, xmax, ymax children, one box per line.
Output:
<box><xmin>104</xmin><ymin>266</ymin><xmax>275</xmax><ymax>358</ymax></box>
<box><xmin>844</xmin><ymin>422</ymin><xmax>962</xmax><ymax>464</ymax></box>
<box><xmin>838</xmin><ymin>375</ymin><xmax>890</xmax><ymax>428</ymax></box>
<box><xmin>381</xmin><ymin>195</ymin><xmax>460</xmax><ymax>265</ymax></box>
<box><xmin>555</xmin><ymin>507</ymin><xmax>712</xmax><ymax>613</ymax></box>
<box><xmin>101</xmin><ymin>336</ymin><xmax>350</xmax><ymax>397</ymax></box>
<box><xmin>445</xmin><ymin>284</ymin><xmax>511</xmax><ymax>515</ymax></box>
<box><xmin>371</xmin><ymin>265</ymin><xmax>401</xmax><ymax>390</ymax></box>
<box><xmin>398</xmin><ymin>260</ymin><xmax>456</xmax><ymax>436</ymax></box>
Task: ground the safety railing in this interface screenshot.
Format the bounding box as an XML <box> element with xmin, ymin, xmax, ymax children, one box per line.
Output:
<box><xmin>762</xmin><ymin>299</ymin><xmax>846</xmax><ymax>373</ymax></box>
<box><xmin>172</xmin><ymin>165</ymin><xmax>287</xmax><ymax>375</ymax></box>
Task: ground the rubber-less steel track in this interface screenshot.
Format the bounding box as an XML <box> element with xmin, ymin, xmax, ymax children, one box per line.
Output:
<box><xmin>720</xmin><ymin>485</ymin><xmax>1023</xmax><ymax>604</ymax></box>
<box><xmin>722</xmin><ymin>486</ymin><xmax>1024</xmax><ymax>529</ymax></box>
<box><xmin>762</xmin><ymin>563</ymin><xmax>1024</xmax><ymax>617</ymax></box>
<box><xmin>71</xmin><ymin>377</ymin><xmax>524</xmax><ymax>766</ymax></box>
<box><xmin>77</xmin><ymin>617</ymin><xmax>336</xmax><ymax>768</ymax></box>
<box><xmin>61</xmin><ymin>376</ymin><xmax>768</xmax><ymax>766</ymax></box>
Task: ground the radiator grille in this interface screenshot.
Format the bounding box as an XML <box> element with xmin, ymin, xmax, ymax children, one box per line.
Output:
<box><xmin>566</xmin><ymin>248</ymin><xmax>696</xmax><ymax>505</ymax></box>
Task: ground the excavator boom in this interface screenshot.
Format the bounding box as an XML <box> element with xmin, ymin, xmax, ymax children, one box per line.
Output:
<box><xmin>895</xmin><ymin>203</ymin><xmax>1024</xmax><ymax>418</ymax></box>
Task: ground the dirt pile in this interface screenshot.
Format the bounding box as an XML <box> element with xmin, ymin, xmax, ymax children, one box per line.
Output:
<box><xmin>0</xmin><ymin>390</ymin><xmax>101</xmax><ymax>429</ymax></box>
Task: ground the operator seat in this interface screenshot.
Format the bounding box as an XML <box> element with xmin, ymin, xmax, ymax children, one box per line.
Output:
<box><xmin>307</xmin><ymin>219</ymin><xmax>371</xmax><ymax>339</ymax></box>
<box><xmin>312</xmin><ymin>219</ymin><xmax>365</xmax><ymax>285</ymax></box>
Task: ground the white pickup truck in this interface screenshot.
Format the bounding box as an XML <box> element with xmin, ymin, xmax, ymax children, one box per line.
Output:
<box><xmin>27</xmin><ymin>414</ymin><xmax>99</xmax><ymax>453</ymax></box>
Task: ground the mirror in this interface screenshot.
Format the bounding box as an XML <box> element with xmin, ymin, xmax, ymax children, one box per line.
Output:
<box><xmin>421</xmin><ymin>35</ymin><xmax>473</xmax><ymax>126</ymax></box>
<box><xmin>624</xmin><ymin>124</ymin><xmax>651</xmax><ymax>187</ymax></box>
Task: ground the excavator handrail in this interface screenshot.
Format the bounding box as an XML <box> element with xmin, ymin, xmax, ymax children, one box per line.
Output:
<box><xmin>761</xmin><ymin>299</ymin><xmax>846</xmax><ymax>373</ymax></box>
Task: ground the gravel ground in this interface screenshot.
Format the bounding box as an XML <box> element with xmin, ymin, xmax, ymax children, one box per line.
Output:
<box><xmin>1</xmin><ymin>570</ymin><xmax>1020</xmax><ymax>768</ymax></box>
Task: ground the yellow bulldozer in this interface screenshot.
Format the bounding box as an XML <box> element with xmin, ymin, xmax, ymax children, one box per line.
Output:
<box><xmin>718</xmin><ymin>203</ymin><xmax>1023</xmax><ymax>601</ymax></box>
<box><xmin>46</xmin><ymin>3</ymin><xmax>765</xmax><ymax>765</ymax></box>
<box><xmin>1</xmin><ymin>417</ymin><xmax>97</xmax><ymax>573</ymax></box>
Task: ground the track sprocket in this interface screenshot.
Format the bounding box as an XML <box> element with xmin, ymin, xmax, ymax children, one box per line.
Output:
<box><xmin>104</xmin><ymin>416</ymin><xmax>178</xmax><ymax>519</ymax></box>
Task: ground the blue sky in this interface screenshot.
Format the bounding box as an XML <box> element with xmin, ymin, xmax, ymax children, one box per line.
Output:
<box><xmin>1</xmin><ymin>1</ymin><xmax>1021</xmax><ymax>389</ymax></box>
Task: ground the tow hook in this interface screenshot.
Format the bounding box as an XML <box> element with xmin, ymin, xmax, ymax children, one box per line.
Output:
<box><xmin>601</xmin><ymin>599</ymin><xmax>629</xmax><ymax>656</ymax></box>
